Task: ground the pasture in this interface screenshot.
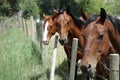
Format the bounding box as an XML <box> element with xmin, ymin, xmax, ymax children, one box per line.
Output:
<box><xmin>0</xmin><ymin>9</ymin><xmax>119</xmax><ymax>80</ymax></box>
<box><xmin>0</xmin><ymin>17</ymin><xmax>70</xmax><ymax>80</ymax></box>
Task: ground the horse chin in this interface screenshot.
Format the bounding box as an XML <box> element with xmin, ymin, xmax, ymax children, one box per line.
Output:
<box><xmin>59</xmin><ymin>42</ymin><xmax>65</xmax><ymax>45</ymax></box>
<box><xmin>42</xmin><ymin>40</ymin><xmax>49</xmax><ymax>45</ymax></box>
<box><xmin>84</xmin><ymin>69</ymin><xmax>96</xmax><ymax>78</ymax></box>
<box><xmin>81</xmin><ymin>65</ymin><xmax>96</xmax><ymax>78</ymax></box>
<box><xmin>59</xmin><ymin>39</ymin><xmax>68</xmax><ymax>46</ymax></box>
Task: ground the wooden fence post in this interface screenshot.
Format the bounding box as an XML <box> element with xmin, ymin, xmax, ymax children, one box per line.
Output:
<box><xmin>17</xmin><ymin>11</ymin><xmax>22</xmax><ymax>28</ymax></box>
<box><xmin>109</xmin><ymin>54</ymin><xmax>119</xmax><ymax>80</ymax></box>
<box><xmin>50</xmin><ymin>35</ymin><xmax>58</xmax><ymax>80</ymax></box>
<box><xmin>69</xmin><ymin>38</ymin><xmax>78</xmax><ymax>80</ymax></box>
<box><xmin>36</xmin><ymin>16</ymin><xmax>44</xmax><ymax>61</ymax></box>
<box><xmin>36</xmin><ymin>15</ymin><xmax>41</xmax><ymax>41</ymax></box>
<box><xmin>25</xmin><ymin>19</ymin><xmax>28</xmax><ymax>36</ymax></box>
<box><xmin>30</xmin><ymin>16</ymin><xmax>34</xmax><ymax>42</ymax></box>
<box><xmin>22</xmin><ymin>18</ymin><xmax>25</xmax><ymax>32</ymax></box>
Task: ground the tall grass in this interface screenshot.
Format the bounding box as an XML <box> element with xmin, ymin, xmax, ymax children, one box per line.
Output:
<box><xmin>0</xmin><ymin>25</ymin><xmax>69</xmax><ymax>80</ymax></box>
<box><xmin>0</xmin><ymin>16</ymin><xmax>86</xmax><ymax>80</ymax></box>
<box><xmin>0</xmin><ymin>26</ymin><xmax>42</xmax><ymax>80</ymax></box>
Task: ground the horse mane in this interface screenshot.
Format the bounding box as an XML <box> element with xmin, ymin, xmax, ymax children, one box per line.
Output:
<box><xmin>83</xmin><ymin>14</ymin><xmax>120</xmax><ymax>33</ymax></box>
<box><xmin>108</xmin><ymin>16</ymin><xmax>120</xmax><ymax>33</ymax></box>
<box><xmin>53</xmin><ymin>10</ymin><xmax>64</xmax><ymax>19</ymax></box>
<box><xmin>69</xmin><ymin>11</ymin><xmax>85</xmax><ymax>29</ymax></box>
<box><xmin>83</xmin><ymin>15</ymin><xmax>99</xmax><ymax>28</ymax></box>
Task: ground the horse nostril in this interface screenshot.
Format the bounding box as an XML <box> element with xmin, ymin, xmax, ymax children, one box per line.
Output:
<box><xmin>64</xmin><ymin>38</ymin><xmax>67</xmax><ymax>42</ymax></box>
<box><xmin>59</xmin><ymin>39</ymin><xmax>65</xmax><ymax>45</ymax></box>
<box><xmin>87</xmin><ymin>64</ymin><xmax>91</xmax><ymax>68</ymax></box>
<box><xmin>42</xmin><ymin>40</ymin><xmax>49</xmax><ymax>45</ymax></box>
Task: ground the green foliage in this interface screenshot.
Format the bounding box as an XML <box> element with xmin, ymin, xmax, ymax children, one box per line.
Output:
<box><xmin>36</xmin><ymin>0</ymin><xmax>53</xmax><ymax>17</ymax></box>
<box><xmin>78</xmin><ymin>0</ymin><xmax>112</xmax><ymax>15</ymax></box>
<box><xmin>112</xmin><ymin>0</ymin><xmax>120</xmax><ymax>15</ymax></box>
<box><xmin>0</xmin><ymin>0</ymin><xmax>120</xmax><ymax>18</ymax></box>
<box><xmin>0</xmin><ymin>0</ymin><xmax>40</xmax><ymax>18</ymax></box>
<box><xmin>8</xmin><ymin>0</ymin><xmax>20</xmax><ymax>15</ymax></box>
<box><xmin>19</xmin><ymin>0</ymin><xmax>39</xmax><ymax>19</ymax></box>
<box><xmin>0</xmin><ymin>0</ymin><xmax>11</xmax><ymax>16</ymax></box>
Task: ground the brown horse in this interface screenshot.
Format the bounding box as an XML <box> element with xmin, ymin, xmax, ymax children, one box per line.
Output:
<box><xmin>54</xmin><ymin>7</ymin><xmax>91</xmax><ymax>80</ymax></box>
<box><xmin>42</xmin><ymin>9</ymin><xmax>65</xmax><ymax>45</ymax></box>
<box><xmin>42</xmin><ymin>13</ymin><xmax>57</xmax><ymax>45</ymax></box>
<box><xmin>108</xmin><ymin>16</ymin><xmax>120</xmax><ymax>53</ymax></box>
<box><xmin>80</xmin><ymin>8</ymin><xmax>119</xmax><ymax>80</ymax></box>
<box><xmin>42</xmin><ymin>8</ymin><xmax>91</xmax><ymax>80</ymax></box>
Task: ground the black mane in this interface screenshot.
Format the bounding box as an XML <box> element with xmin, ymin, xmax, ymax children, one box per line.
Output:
<box><xmin>69</xmin><ymin>11</ymin><xmax>85</xmax><ymax>29</ymax></box>
<box><xmin>53</xmin><ymin>9</ymin><xmax>64</xmax><ymax>19</ymax></box>
<box><xmin>108</xmin><ymin>16</ymin><xmax>120</xmax><ymax>33</ymax></box>
<box><xmin>83</xmin><ymin>15</ymin><xmax>99</xmax><ymax>28</ymax></box>
<box><xmin>83</xmin><ymin>14</ymin><xmax>120</xmax><ymax>33</ymax></box>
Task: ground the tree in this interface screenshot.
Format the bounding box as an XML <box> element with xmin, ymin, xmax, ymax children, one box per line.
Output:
<box><xmin>19</xmin><ymin>0</ymin><xmax>39</xmax><ymax>19</ymax></box>
<box><xmin>0</xmin><ymin>0</ymin><xmax>11</xmax><ymax>16</ymax></box>
<box><xmin>78</xmin><ymin>0</ymin><xmax>112</xmax><ymax>15</ymax></box>
<box><xmin>113</xmin><ymin>0</ymin><xmax>120</xmax><ymax>15</ymax></box>
<box><xmin>8</xmin><ymin>0</ymin><xmax>20</xmax><ymax>15</ymax></box>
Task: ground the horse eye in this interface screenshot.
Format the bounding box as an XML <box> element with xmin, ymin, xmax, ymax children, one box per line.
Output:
<box><xmin>67</xmin><ymin>21</ymin><xmax>70</xmax><ymax>24</ymax></box>
<box><xmin>97</xmin><ymin>34</ymin><xmax>104</xmax><ymax>40</ymax></box>
<box><xmin>81</xmin><ymin>33</ymin><xmax>84</xmax><ymax>36</ymax></box>
<box><xmin>47</xmin><ymin>26</ymin><xmax>52</xmax><ymax>30</ymax></box>
<box><xmin>56</xmin><ymin>23</ymin><xmax>61</xmax><ymax>29</ymax></box>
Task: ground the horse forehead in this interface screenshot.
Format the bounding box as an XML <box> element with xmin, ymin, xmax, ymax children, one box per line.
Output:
<box><xmin>95</xmin><ymin>23</ymin><xmax>106</xmax><ymax>32</ymax></box>
<box><xmin>59</xmin><ymin>12</ymin><xmax>70</xmax><ymax>20</ymax></box>
<box><xmin>45</xmin><ymin>21</ymin><xmax>49</xmax><ymax>28</ymax></box>
<box><xmin>59</xmin><ymin>14</ymin><xmax>65</xmax><ymax>20</ymax></box>
<box><xmin>56</xmin><ymin>15</ymin><xmax>65</xmax><ymax>24</ymax></box>
<box><xmin>85</xmin><ymin>21</ymin><xmax>96</xmax><ymax>32</ymax></box>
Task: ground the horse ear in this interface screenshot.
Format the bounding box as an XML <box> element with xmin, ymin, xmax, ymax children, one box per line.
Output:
<box><xmin>53</xmin><ymin>9</ymin><xmax>59</xmax><ymax>14</ymax></box>
<box><xmin>43</xmin><ymin>13</ymin><xmax>46</xmax><ymax>18</ymax></box>
<box><xmin>80</xmin><ymin>9</ymin><xmax>90</xmax><ymax>20</ymax></box>
<box><xmin>100</xmin><ymin>8</ymin><xmax>106</xmax><ymax>23</ymax></box>
<box><xmin>66</xmin><ymin>6</ymin><xmax>70</xmax><ymax>14</ymax></box>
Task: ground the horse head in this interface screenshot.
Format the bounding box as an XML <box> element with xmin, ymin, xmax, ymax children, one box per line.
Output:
<box><xmin>80</xmin><ymin>8</ymin><xmax>116</xmax><ymax>77</ymax></box>
<box><xmin>42</xmin><ymin>13</ymin><xmax>57</xmax><ymax>45</ymax></box>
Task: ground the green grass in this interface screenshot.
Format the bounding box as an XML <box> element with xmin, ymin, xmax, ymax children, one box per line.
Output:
<box><xmin>0</xmin><ymin>26</ymin><xmax>42</xmax><ymax>80</ymax></box>
<box><xmin>0</xmin><ymin>25</ymin><xmax>69</xmax><ymax>80</ymax></box>
<box><xmin>0</xmin><ymin>21</ymin><xmax>85</xmax><ymax>80</ymax></box>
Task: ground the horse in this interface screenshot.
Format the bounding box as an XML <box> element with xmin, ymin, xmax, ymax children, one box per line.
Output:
<box><xmin>42</xmin><ymin>13</ymin><xmax>58</xmax><ymax>45</ymax></box>
<box><xmin>80</xmin><ymin>8</ymin><xmax>119</xmax><ymax>80</ymax></box>
<box><xmin>54</xmin><ymin>7</ymin><xmax>91</xmax><ymax>80</ymax></box>
<box><xmin>42</xmin><ymin>9</ymin><xmax>66</xmax><ymax>45</ymax></box>
<box><xmin>108</xmin><ymin>16</ymin><xmax>120</xmax><ymax>53</ymax></box>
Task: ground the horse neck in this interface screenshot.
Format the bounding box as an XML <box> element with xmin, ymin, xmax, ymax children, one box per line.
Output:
<box><xmin>106</xmin><ymin>20</ymin><xmax>120</xmax><ymax>53</ymax></box>
<box><xmin>69</xmin><ymin>22</ymin><xmax>84</xmax><ymax>49</ymax></box>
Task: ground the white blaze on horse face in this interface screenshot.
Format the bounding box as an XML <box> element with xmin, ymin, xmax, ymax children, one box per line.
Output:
<box><xmin>43</xmin><ymin>21</ymin><xmax>49</xmax><ymax>41</ymax></box>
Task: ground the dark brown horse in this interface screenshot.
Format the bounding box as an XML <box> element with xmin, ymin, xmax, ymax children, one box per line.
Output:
<box><xmin>42</xmin><ymin>8</ymin><xmax>91</xmax><ymax>80</ymax></box>
<box><xmin>108</xmin><ymin>16</ymin><xmax>120</xmax><ymax>53</ymax></box>
<box><xmin>54</xmin><ymin>7</ymin><xmax>91</xmax><ymax>80</ymax></box>
<box><xmin>80</xmin><ymin>8</ymin><xmax>119</xmax><ymax>80</ymax></box>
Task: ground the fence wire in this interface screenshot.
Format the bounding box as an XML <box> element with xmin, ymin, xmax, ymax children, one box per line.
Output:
<box><xmin>0</xmin><ymin>13</ymin><xmax>119</xmax><ymax>80</ymax></box>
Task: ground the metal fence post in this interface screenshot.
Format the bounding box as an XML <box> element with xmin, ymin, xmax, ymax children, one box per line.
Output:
<box><xmin>109</xmin><ymin>54</ymin><xmax>119</xmax><ymax>80</ymax></box>
<box><xmin>50</xmin><ymin>35</ymin><xmax>58</xmax><ymax>80</ymax></box>
<box><xmin>30</xmin><ymin>16</ymin><xmax>34</xmax><ymax>42</ymax></box>
<box><xmin>69</xmin><ymin>38</ymin><xmax>78</xmax><ymax>80</ymax></box>
<box><xmin>17</xmin><ymin>11</ymin><xmax>22</xmax><ymax>28</ymax></box>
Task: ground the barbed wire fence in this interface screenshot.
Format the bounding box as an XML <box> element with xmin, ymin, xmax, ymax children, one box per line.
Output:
<box><xmin>0</xmin><ymin>11</ymin><xmax>70</xmax><ymax>80</ymax></box>
<box><xmin>0</xmin><ymin>12</ymin><xmax>119</xmax><ymax>80</ymax></box>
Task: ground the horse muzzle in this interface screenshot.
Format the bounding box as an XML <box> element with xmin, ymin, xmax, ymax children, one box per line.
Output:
<box><xmin>42</xmin><ymin>40</ymin><xmax>49</xmax><ymax>45</ymax></box>
<box><xmin>80</xmin><ymin>64</ymin><xmax>94</xmax><ymax>77</ymax></box>
<box><xmin>59</xmin><ymin>38</ymin><xmax>68</xmax><ymax>45</ymax></box>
